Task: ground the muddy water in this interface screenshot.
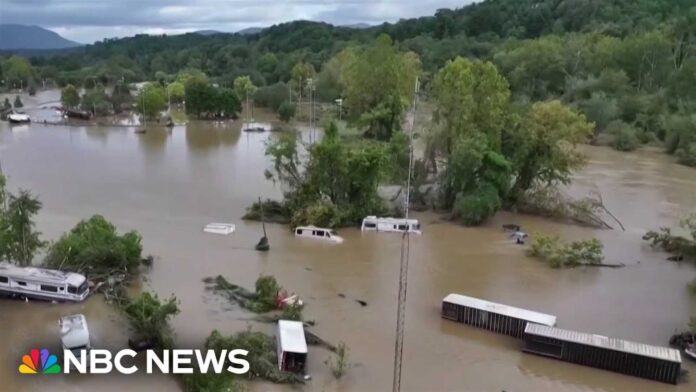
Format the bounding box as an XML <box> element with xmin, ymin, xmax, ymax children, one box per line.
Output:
<box><xmin>1</xmin><ymin>103</ymin><xmax>695</xmax><ymax>391</ymax></box>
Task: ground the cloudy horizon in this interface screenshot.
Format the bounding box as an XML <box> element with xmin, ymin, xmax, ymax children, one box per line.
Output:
<box><xmin>0</xmin><ymin>0</ymin><xmax>477</xmax><ymax>44</ymax></box>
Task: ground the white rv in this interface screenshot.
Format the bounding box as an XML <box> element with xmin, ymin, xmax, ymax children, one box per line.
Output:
<box><xmin>294</xmin><ymin>226</ymin><xmax>343</xmax><ymax>243</ymax></box>
<box><xmin>60</xmin><ymin>314</ymin><xmax>91</xmax><ymax>356</ymax></box>
<box><xmin>361</xmin><ymin>216</ymin><xmax>422</xmax><ymax>234</ymax></box>
<box><xmin>0</xmin><ymin>262</ymin><xmax>89</xmax><ymax>302</ymax></box>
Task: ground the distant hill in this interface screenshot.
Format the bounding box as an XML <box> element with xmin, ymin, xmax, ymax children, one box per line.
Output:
<box><xmin>236</xmin><ymin>27</ymin><xmax>264</xmax><ymax>35</ymax></box>
<box><xmin>0</xmin><ymin>24</ymin><xmax>81</xmax><ymax>50</ymax></box>
<box><xmin>193</xmin><ymin>30</ymin><xmax>223</xmax><ymax>36</ymax></box>
<box><xmin>343</xmin><ymin>23</ymin><xmax>372</xmax><ymax>29</ymax></box>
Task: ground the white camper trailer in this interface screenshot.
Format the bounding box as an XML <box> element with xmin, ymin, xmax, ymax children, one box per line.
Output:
<box><xmin>361</xmin><ymin>216</ymin><xmax>421</xmax><ymax>234</ymax></box>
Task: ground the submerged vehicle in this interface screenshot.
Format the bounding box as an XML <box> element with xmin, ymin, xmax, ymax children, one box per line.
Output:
<box><xmin>60</xmin><ymin>314</ymin><xmax>91</xmax><ymax>356</ymax></box>
<box><xmin>203</xmin><ymin>222</ymin><xmax>236</xmax><ymax>235</ymax></box>
<box><xmin>7</xmin><ymin>112</ymin><xmax>30</xmax><ymax>123</ymax></box>
<box><xmin>361</xmin><ymin>216</ymin><xmax>422</xmax><ymax>234</ymax></box>
<box><xmin>0</xmin><ymin>262</ymin><xmax>89</xmax><ymax>302</ymax></box>
<box><xmin>294</xmin><ymin>226</ymin><xmax>343</xmax><ymax>243</ymax></box>
<box><xmin>276</xmin><ymin>320</ymin><xmax>307</xmax><ymax>373</ymax></box>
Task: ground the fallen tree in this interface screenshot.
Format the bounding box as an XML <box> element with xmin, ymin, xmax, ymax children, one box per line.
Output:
<box><xmin>205</xmin><ymin>329</ymin><xmax>303</xmax><ymax>384</ymax></box>
<box><xmin>204</xmin><ymin>275</ymin><xmax>282</xmax><ymax>313</ymax></box>
<box><xmin>643</xmin><ymin>213</ymin><xmax>696</xmax><ymax>262</ymax></box>
<box><xmin>44</xmin><ymin>214</ymin><xmax>151</xmax><ymax>302</ymax></box>
<box><xmin>516</xmin><ymin>186</ymin><xmax>625</xmax><ymax>230</ymax></box>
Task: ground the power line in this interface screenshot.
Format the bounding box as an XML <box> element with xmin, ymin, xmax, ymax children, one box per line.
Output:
<box><xmin>392</xmin><ymin>77</ymin><xmax>419</xmax><ymax>392</ymax></box>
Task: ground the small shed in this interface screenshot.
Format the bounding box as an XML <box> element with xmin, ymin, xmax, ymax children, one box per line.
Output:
<box><xmin>523</xmin><ymin>323</ymin><xmax>681</xmax><ymax>384</ymax></box>
<box><xmin>441</xmin><ymin>293</ymin><xmax>557</xmax><ymax>338</ymax></box>
<box><xmin>276</xmin><ymin>320</ymin><xmax>307</xmax><ymax>373</ymax></box>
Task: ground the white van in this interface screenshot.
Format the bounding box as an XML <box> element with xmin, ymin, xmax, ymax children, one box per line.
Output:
<box><xmin>294</xmin><ymin>226</ymin><xmax>343</xmax><ymax>243</ymax></box>
<box><xmin>361</xmin><ymin>216</ymin><xmax>422</xmax><ymax>234</ymax></box>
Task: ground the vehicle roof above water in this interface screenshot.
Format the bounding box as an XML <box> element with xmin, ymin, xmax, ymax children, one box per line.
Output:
<box><xmin>525</xmin><ymin>324</ymin><xmax>681</xmax><ymax>363</ymax></box>
<box><xmin>295</xmin><ymin>225</ymin><xmax>336</xmax><ymax>231</ymax></box>
<box><xmin>277</xmin><ymin>320</ymin><xmax>307</xmax><ymax>354</ymax></box>
<box><xmin>443</xmin><ymin>293</ymin><xmax>557</xmax><ymax>327</ymax></box>
<box><xmin>0</xmin><ymin>262</ymin><xmax>86</xmax><ymax>286</ymax></box>
<box><xmin>362</xmin><ymin>216</ymin><xmax>420</xmax><ymax>224</ymax></box>
<box><xmin>60</xmin><ymin>314</ymin><xmax>90</xmax><ymax>349</ymax></box>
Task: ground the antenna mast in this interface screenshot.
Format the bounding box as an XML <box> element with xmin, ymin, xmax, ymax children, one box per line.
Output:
<box><xmin>392</xmin><ymin>77</ymin><xmax>419</xmax><ymax>392</ymax></box>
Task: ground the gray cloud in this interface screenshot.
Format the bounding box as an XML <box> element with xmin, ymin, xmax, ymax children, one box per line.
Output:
<box><xmin>0</xmin><ymin>0</ymin><xmax>476</xmax><ymax>43</ymax></box>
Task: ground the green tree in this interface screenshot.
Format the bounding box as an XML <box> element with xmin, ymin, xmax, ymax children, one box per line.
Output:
<box><xmin>2</xmin><ymin>56</ymin><xmax>34</xmax><ymax>89</ymax></box>
<box><xmin>137</xmin><ymin>83</ymin><xmax>167</xmax><ymax>119</ymax></box>
<box><xmin>81</xmin><ymin>86</ymin><xmax>111</xmax><ymax>116</ymax></box>
<box><xmin>61</xmin><ymin>84</ymin><xmax>80</xmax><ymax>109</ymax></box>
<box><xmin>431</xmin><ymin>57</ymin><xmax>511</xmax><ymax>210</ymax></box>
<box><xmin>166</xmin><ymin>81</ymin><xmax>185</xmax><ymax>103</ymax></box>
<box><xmin>343</xmin><ymin>35</ymin><xmax>421</xmax><ymax>140</ymax></box>
<box><xmin>290</xmin><ymin>62</ymin><xmax>316</xmax><ymax>102</ymax></box>
<box><xmin>233</xmin><ymin>75</ymin><xmax>257</xmax><ymax>116</ymax></box>
<box><xmin>13</xmin><ymin>95</ymin><xmax>23</xmax><ymax>108</ymax></box>
<box><xmin>123</xmin><ymin>292</ymin><xmax>179</xmax><ymax>348</ymax></box>
<box><xmin>184</xmin><ymin>76</ymin><xmax>212</xmax><ymax>118</ymax></box>
<box><xmin>3</xmin><ymin>98</ymin><xmax>11</xmax><ymax>110</ymax></box>
<box><xmin>2</xmin><ymin>190</ymin><xmax>45</xmax><ymax>265</ymax></box>
<box><xmin>506</xmin><ymin>100</ymin><xmax>593</xmax><ymax>200</ymax></box>
<box><xmin>45</xmin><ymin>214</ymin><xmax>143</xmax><ymax>276</ymax></box>
<box><xmin>277</xmin><ymin>101</ymin><xmax>295</xmax><ymax>122</ymax></box>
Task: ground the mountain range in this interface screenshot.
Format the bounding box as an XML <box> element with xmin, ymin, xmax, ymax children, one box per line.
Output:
<box><xmin>0</xmin><ymin>24</ymin><xmax>81</xmax><ymax>50</ymax></box>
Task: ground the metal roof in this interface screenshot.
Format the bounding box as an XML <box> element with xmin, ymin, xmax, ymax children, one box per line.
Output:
<box><xmin>277</xmin><ymin>320</ymin><xmax>307</xmax><ymax>354</ymax></box>
<box><xmin>525</xmin><ymin>324</ymin><xmax>681</xmax><ymax>364</ymax></box>
<box><xmin>0</xmin><ymin>262</ymin><xmax>85</xmax><ymax>286</ymax></box>
<box><xmin>363</xmin><ymin>216</ymin><xmax>420</xmax><ymax>224</ymax></box>
<box><xmin>443</xmin><ymin>293</ymin><xmax>557</xmax><ymax>327</ymax></box>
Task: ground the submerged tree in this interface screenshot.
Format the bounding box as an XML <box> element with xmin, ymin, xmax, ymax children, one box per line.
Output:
<box><xmin>122</xmin><ymin>292</ymin><xmax>179</xmax><ymax>348</ymax></box>
<box><xmin>2</xmin><ymin>190</ymin><xmax>45</xmax><ymax>266</ymax></box>
<box><xmin>136</xmin><ymin>83</ymin><xmax>167</xmax><ymax>119</ymax></box>
<box><xmin>60</xmin><ymin>84</ymin><xmax>80</xmax><ymax>109</ymax></box>
<box><xmin>13</xmin><ymin>95</ymin><xmax>23</xmax><ymax>108</ymax></box>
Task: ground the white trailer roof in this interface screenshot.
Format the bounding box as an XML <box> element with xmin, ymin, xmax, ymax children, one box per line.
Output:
<box><xmin>443</xmin><ymin>293</ymin><xmax>557</xmax><ymax>327</ymax></box>
<box><xmin>525</xmin><ymin>324</ymin><xmax>681</xmax><ymax>363</ymax></box>
<box><xmin>60</xmin><ymin>314</ymin><xmax>90</xmax><ymax>349</ymax></box>
<box><xmin>0</xmin><ymin>262</ymin><xmax>86</xmax><ymax>286</ymax></box>
<box><xmin>363</xmin><ymin>216</ymin><xmax>419</xmax><ymax>224</ymax></box>
<box><xmin>277</xmin><ymin>320</ymin><xmax>307</xmax><ymax>354</ymax></box>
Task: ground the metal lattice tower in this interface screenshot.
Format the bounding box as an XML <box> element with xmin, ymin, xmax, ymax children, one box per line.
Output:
<box><xmin>392</xmin><ymin>77</ymin><xmax>419</xmax><ymax>392</ymax></box>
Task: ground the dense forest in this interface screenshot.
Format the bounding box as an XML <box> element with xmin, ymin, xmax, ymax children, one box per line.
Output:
<box><xmin>1</xmin><ymin>0</ymin><xmax>696</xmax><ymax>226</ymax></box>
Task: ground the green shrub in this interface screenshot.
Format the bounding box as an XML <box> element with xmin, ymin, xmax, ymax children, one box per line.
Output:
<box><xmin>527</xmin><ymin>235</ymin><xmax>604</xmax><ymax>268</ymax></box>
<box><xmin>453</xmin><ymin>184</ymin><xmax>501</xmax><ymax>226</ymax></box>
<box><xmin>676</xmin><ymin>143</ymin><xmax>696</xmax><ymax>167</ymax></box>
<box><xmin>608</xmin><ymin>121</ymin><xmax>640</xmax><ymax>151</ymax></box>
<box><xmin>278</xmin><ymin>101</ymin><xmax>296</xmax><ymax>122</ymax></box>
<box><xmin>45</xmin><ymin>215</ymin><xmax>143</xmax><ymax>278</ymax></box>
<box><xmin>122</xmin><ymin>292</ymin><xmax>179</xmax><ymax>348</ymax></box>
<box><xmin>290</xmin><ymin>200</ymin><xmax>343</xmax><ymax>228</ymax></box>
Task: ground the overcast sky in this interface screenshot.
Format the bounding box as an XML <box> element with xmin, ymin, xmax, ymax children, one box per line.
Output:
<box><xmin>0</xmin><ymin>0</ymin><xmax>477</xmax><ymax>44</ymax></box>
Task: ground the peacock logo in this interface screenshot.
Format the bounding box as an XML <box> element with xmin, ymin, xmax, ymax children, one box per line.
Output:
<box><xmin>18</xmin><ymin>348</ymin><xmax>61</xmax><ymax>374</ymax></box>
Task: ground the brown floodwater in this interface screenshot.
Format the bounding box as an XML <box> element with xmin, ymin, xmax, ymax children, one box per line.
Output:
<box><xmin>0</xmin><ymin>92</ymin><xmax>695</xmax><ymax>392</ymax></box>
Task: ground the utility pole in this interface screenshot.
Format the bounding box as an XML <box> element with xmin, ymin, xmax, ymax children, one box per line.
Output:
<box><xmin>335</xmin><ymin>98</ymin><xmax>343</xmax><ymax>121</ymax></box>
<box><xmin>392</xmin><ymin>77</ymin><xmax>419</xmax><ymax>392</ymax></box>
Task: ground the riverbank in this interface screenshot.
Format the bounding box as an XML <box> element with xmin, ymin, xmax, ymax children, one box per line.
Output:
<box><xmin>0</xmin><ymin>121</ymin><xmax>694</xmax><ymax>391</ymax></box>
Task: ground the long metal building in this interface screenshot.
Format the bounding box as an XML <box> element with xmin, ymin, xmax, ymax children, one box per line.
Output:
<box><xmin>523</xmin><ymin>324</ymin><xmax>681</xmax><ymax>384</ymax></box>
<box><xmin>441</xmin><ymin>293</ymin><xmax>557</xmax><ymax>338</ymax></box>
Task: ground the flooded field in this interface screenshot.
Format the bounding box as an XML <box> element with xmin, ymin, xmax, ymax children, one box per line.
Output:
<box><xmin>1</xmin><ymin>93</ymin><xmax>695</xmax><ymax>391</ymax></box>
